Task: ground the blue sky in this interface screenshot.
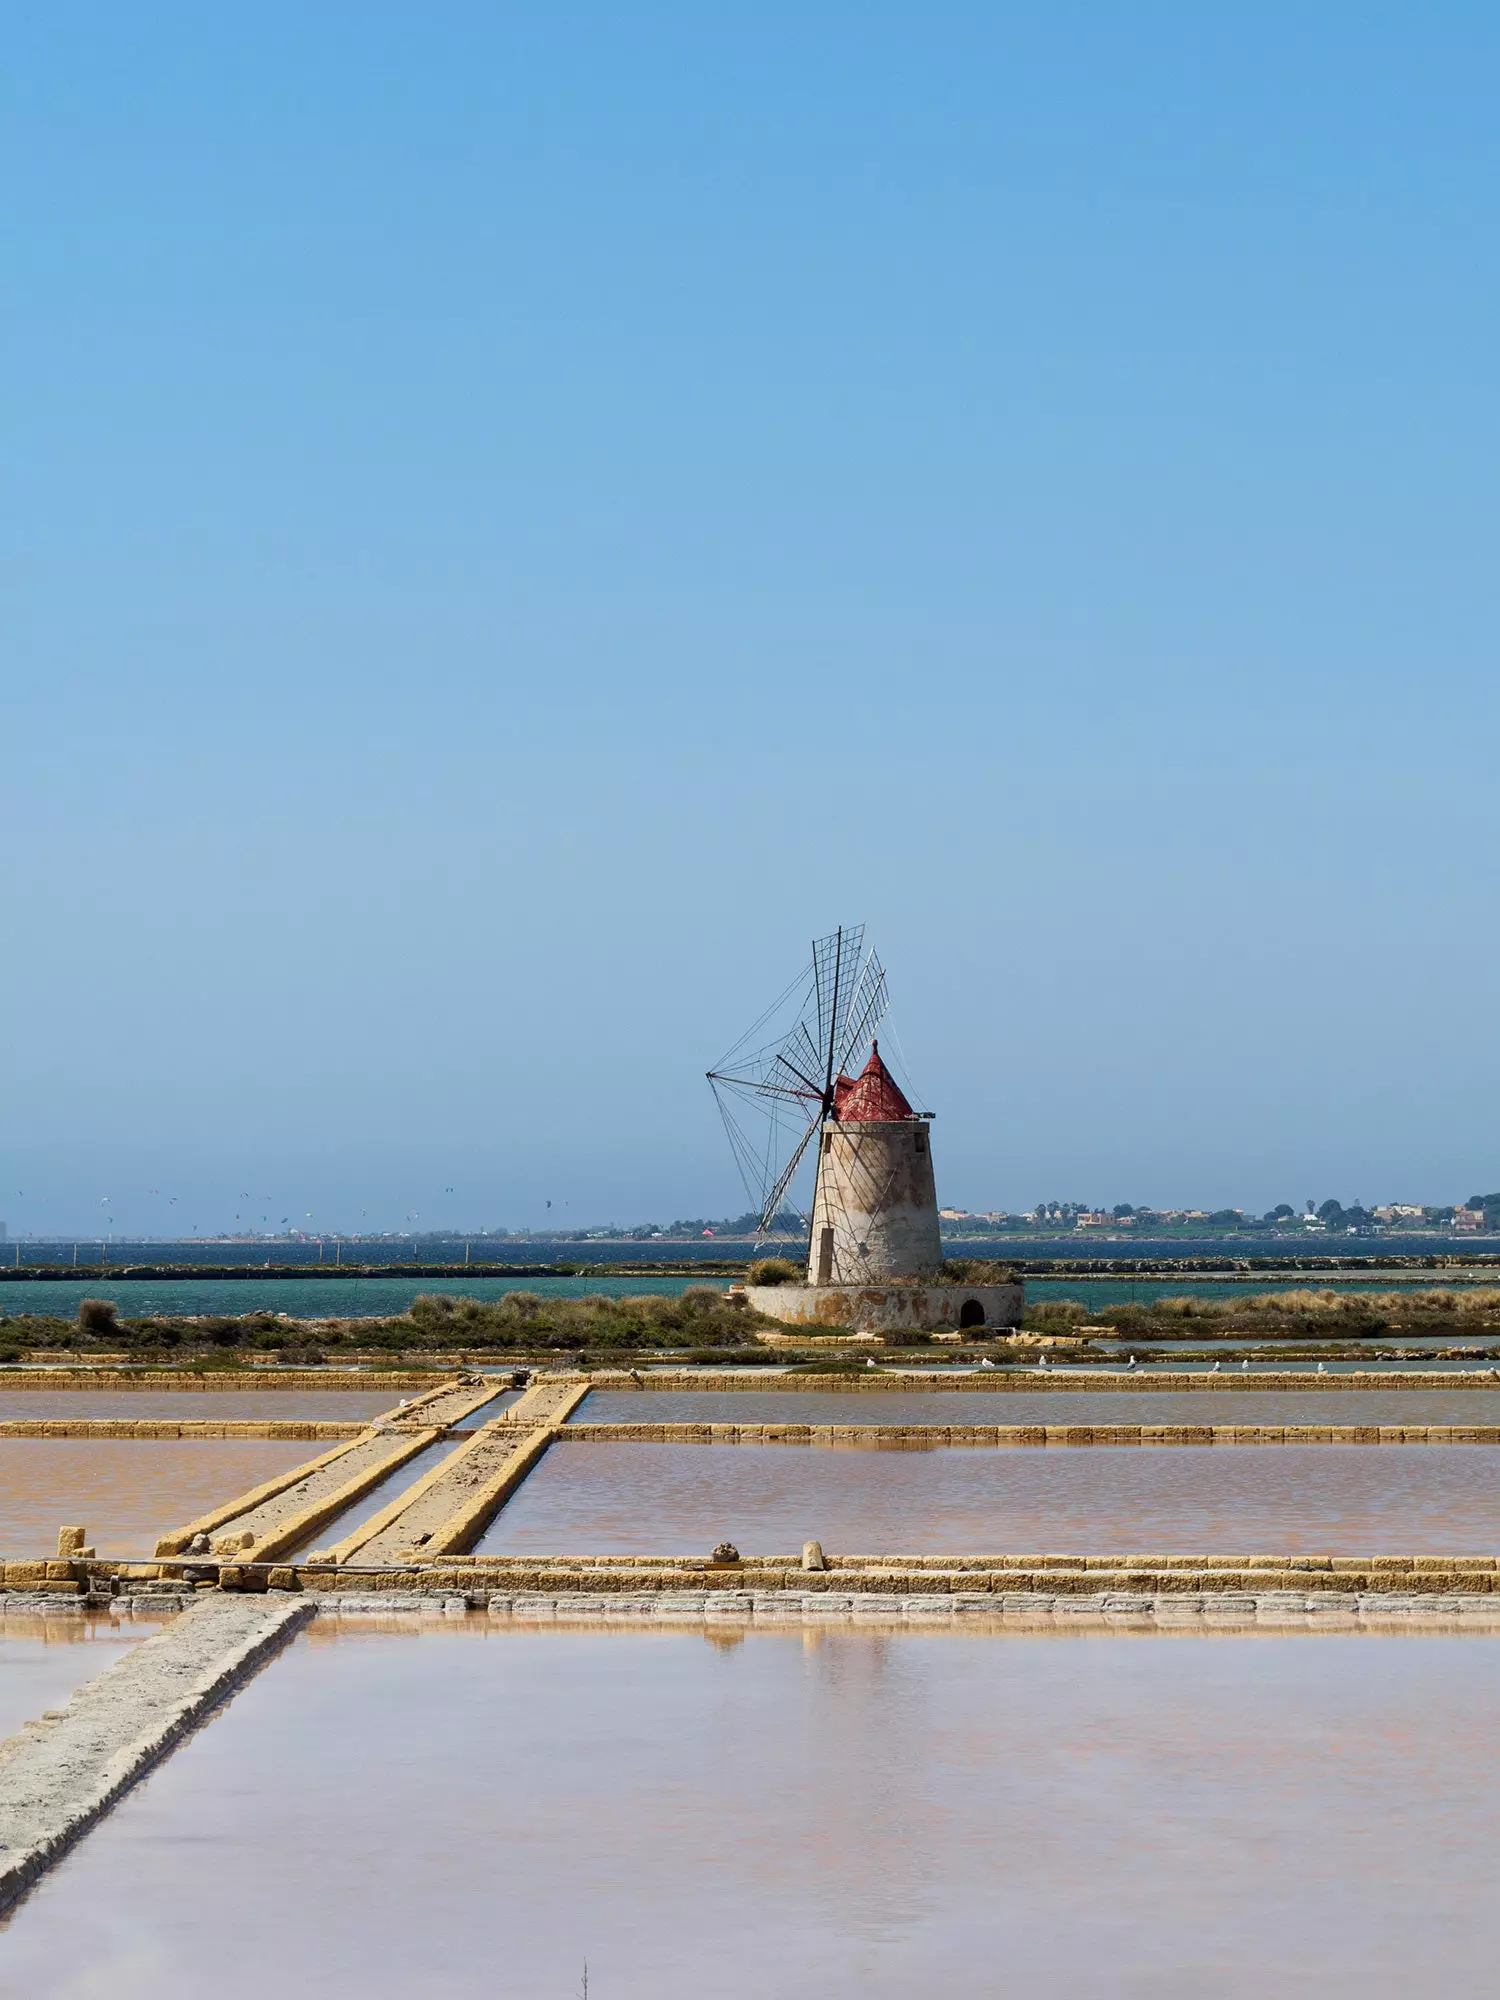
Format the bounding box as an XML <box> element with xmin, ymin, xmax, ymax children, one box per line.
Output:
<box><xmin>5</xmin><ymin>4</ymin><xmax>1499</xmax><ymax>1236</ymax></box>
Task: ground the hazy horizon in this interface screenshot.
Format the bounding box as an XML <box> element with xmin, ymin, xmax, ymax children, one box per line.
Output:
<box><xmin>7</xmin><ymin>8</ymin><xmax>1499</xmax><ymax>1235</ymax></box>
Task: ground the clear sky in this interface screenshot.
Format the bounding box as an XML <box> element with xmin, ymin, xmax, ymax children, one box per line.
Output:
<box><xmin>5</xmin><ymin>4</ymin><xmax>1499</xmax><ymax>1237</ymax></box>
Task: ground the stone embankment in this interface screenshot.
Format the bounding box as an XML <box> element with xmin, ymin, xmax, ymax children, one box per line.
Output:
<box><xmin>146</xmin><ymin>1377</ymin><xmax>504</xmax><ymax>1560</ymax></box>
<box><xmin>381</xmin><ymin>1379</ymin><xmax>510</xmax><ymax>1429</ymax></box>
<box><xmin>157</xmin><ymin>1428</ymin><xmax>440</xmax><ymax>1560</ymax></box>
<box><xmin>327</xmin><ymin>1380</ymin><xmax>590</xmax><ymax>1563</ymax></box>
<box><xmin>589</xmin><ymin>1368</ymin><xmax>1500</xmax><ymax>1393</ymax></box>
<box><xmin>566</xmin><ymin>1420</ymin><xmax>1500</xmax><ymax>1446</ymax></box>
<box><xmin>0</xmin><ymin>1419</ymin><xmax>369</xmax><ymax>1440</ymax></box>
<box><xmin>73</xmin><ymin>1551</ymin><xmax>1497</xmax><ymax>1604</ymax></box>
<box><xmin>0</xmin><ymin>1595</ymin><xmax>312</xmax><ymax>1914</ymax></box>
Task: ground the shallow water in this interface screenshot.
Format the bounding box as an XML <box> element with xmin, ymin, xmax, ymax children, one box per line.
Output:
<box><xmin>0</xmin><ymin>1390</ymin><xmax>403</xmax><ymax>1421</ymax></box>
<box><xmin>0</xmin><ymin>1439</ymin><xmax>320</xmax><ymax>1555</ymax></box>
<box><xmin>578</xmin><ymin>1388</ymin><xmax>1500</xmax><ymax>1425</ymax></box>
<box><xmin>0</xmin><ymin>1614</ymin><xmax>168</xmax><ymax>1744</ymax></box>
<box><xmin>479</xmin><ymin>1440</ymin><xmax>1500</xmax><ymax>1555</ymax></box>
<box><xmin>6</xmin><ymin>1621</ymin><xmax>1500</xmax><ymax>1996</ymax></box>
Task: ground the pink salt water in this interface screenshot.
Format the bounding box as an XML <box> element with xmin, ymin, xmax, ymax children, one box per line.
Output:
<box><xmin>0</xmin><ymin>1440</ymin><xmax>320</xmax><ymax>1555</ymax></box>
<box><xmin>0</xmin><ymin>1391</ymin><xmax>403</xmax><ymax>1421</ymax></box>
<box><xmin>578</xmin><ymin>1387</ymin><xmax>1500</xmax><ymax>1425</ymax></box>
<box><xmin>479</xmin><ymin>1439</ymin><xmax>1500</xmax><ymax>1555</ymax></box>
<box><xmin>5</xmin><ymin>1620</ymin><xmax>1500</xmax><ymax>1996</ymax></box>
<box><xmin>0</xmin><ymin>1612</ymin><xmax>169</xmax><ymax>1744</ymax></box>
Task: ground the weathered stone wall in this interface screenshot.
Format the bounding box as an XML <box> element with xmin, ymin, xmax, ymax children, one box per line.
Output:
<box><xmin>807</xmin><ymin>1119</ymin><xmax>944</xmax><ymax>1282</ymax></box>
<box><xmin>744</xmin><ymin>1282</ymin><xmax>1023</xmax><ymax>1332</ymax></box>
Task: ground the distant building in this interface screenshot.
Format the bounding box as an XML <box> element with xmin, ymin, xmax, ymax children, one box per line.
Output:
<box><xmin>1453</xmin><ymin>1206</ymin><xmax>1484</xmax><ymax>1231</ymax></box>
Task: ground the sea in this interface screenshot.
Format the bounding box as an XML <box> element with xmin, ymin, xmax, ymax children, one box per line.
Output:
<box><xmin>0</xmin><ymin>1235</ymin><xmax>1494</xmax><ymax>1322</ymax></box>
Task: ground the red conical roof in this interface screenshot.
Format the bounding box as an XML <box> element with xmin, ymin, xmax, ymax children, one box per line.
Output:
<box><xmin>831</xmin><ymin>1042</ymin><xmax>916</xmax><ymax>1121</ymax></box>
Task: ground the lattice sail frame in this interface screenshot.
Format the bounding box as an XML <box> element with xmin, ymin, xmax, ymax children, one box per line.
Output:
<box><xmin>707</xmin><ymin>925</ymin><xmax>888</xmax><ymax>1243</ymax></box>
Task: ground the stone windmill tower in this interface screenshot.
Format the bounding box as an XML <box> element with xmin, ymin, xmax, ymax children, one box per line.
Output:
<box><xmin>709</xmin><ymin>925</ymin><xmax>1020</xmax><ymax>1334</ymax></box>
<box><xmin>806</xmin><ymin>1041</ymin><xmax>943</xmax><ymax>1283</ymax></box>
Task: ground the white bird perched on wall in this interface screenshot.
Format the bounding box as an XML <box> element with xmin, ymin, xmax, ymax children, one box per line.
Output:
<box><xmin>1212</xmin><ymin>1361</ymin><xmax>1221</xmax><ymax>1373</ymax></box>
<box><xmin>1127</xmin><ymin>1355</ymin><xmax>1137</xmax><ymax>1368</ymax></box>
<box><xmin>979</xmin><ymin>1356</ymin><xmax>995</xmax><ymax>1369</ymax></box>
<box><xmin>1241</xmin><ymin>1359</ymin><xmax>1249</xmax><ymax>1372</ymax></box>
<box><xmin>1318</xmin><ymin>1362</ymin><xmax>1326</xmax><ymax>1374</ymax></box>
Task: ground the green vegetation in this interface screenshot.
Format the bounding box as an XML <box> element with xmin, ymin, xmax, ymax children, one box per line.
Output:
<box><xmin>746</xmin><ymin>1257</ymin><xmax>800</xmax><ymax>1286</ymax></box>
<box><xmin>0</xmin><ymin>1285</ymin><xmax>776</xmax><ymax>1362</ymax></box>
<box><xmin>403</xmin><ymin>1286</ymin><xmax>764</xmax><ymax>1352</ymax></box>
<box><xmin>942</xmin><ymin>1259</ymin><xmax>1018</xmax><ymax>1285</ymax></box>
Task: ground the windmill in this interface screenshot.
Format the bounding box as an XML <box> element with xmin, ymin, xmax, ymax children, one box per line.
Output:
<box><xmin>707</xmin><ymin>924</ymin><xmax>891</xmax><ymax>1246</ymax></box>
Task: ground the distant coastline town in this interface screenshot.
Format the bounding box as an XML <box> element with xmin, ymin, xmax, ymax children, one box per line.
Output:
<box><xmin>7</xmin><ymin>1194</ymin><xmax>1499</xmax><ymax>1248</ymax></box>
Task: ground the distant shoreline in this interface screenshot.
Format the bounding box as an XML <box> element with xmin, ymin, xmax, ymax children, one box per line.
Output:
<box><xmin>4</xmin><ymin>1250</ymin><xmax>1500</xmax><ymax>1285</ymax></box>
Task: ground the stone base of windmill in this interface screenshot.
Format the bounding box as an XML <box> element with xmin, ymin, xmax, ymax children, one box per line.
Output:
<box><xmin>743</xmin><ymin>1281</ymin><xmax>1024</xmax><ymax>1339</ymax></box>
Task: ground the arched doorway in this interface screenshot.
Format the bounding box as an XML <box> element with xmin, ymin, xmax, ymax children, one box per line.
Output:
<box><xmin>958</xmin><ymin>1297</ymin><xmax>986</xmax><ymax>1329</ymax></box>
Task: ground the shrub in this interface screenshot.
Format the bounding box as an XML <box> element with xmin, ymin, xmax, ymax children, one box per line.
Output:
<box><xmin>747</xmin><ymin>1258</ymin><xmax>800</xmax><ymax>1287</ymax></box>
<box><xmin>1023</xmin><ymin>1299</ymin><xmax>1089</xmax><ymax>1327</ymax></box>
<box><xmin>76</xmin><ymin>1298</ymin><xmax>118</xmax><ymax>1338</ymax></box>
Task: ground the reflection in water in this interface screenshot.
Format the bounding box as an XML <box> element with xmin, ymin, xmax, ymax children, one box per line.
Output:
<box><xmin>0</xmin><ymin>1440</ymin><xmax>318</xmax><ymax>1555</ymax></box>
<box><xmin>480</xmin><ymin>1440</ymin><xmax>1500</xmax><ymax>1555</ymax></box>
<box><xmin>0</xmin><ymin>1392</ymin><xmax>404</xmax><ymax>1421</ymax></box>
<box><xmin>5</xmin><ymin>1622</ymin><xmax>1500</xmax><ymax>1996</ymax></box>
<box><xmin>0</xmin><ymin>1615</ymin><xmax>170</xmax><ymax>1746</ymax></box>
<box><xmin>578</xmin><ymin>1388</ymin><xmax>1500</xmax><ymax>1426</ymax></box>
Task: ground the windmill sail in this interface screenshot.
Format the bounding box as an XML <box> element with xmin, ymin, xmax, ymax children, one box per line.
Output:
<box><xmin>707</xmin><ymin>924</ymin><xmax>890</xmax><ymax>1240</ymax></box>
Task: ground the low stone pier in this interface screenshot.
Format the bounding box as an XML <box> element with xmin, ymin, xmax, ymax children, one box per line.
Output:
<box><xmin>0</xmin><ymin>1595</ymin><xmax>313</xmax><ymax>1914</ymax></box>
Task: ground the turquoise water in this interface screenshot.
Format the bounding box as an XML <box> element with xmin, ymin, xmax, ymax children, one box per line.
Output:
<box><xmin>0</xmin><ymin>1274</ymin><xmax>709</xmax><ymax>1320</ymax></box>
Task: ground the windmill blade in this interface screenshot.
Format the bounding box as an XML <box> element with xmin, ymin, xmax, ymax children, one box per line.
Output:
<box><xmin>833</xmin><ymin>953</ymin><xmax>888</xmax><ymax>1076</ymax></box>
<box><xmin>711</xmin><ymin>1074</ymin><xmax>818</xmax><ymax>1233</ymax></box>
<box><xmin>757</xmin><ymin>1112</ymin><xmax>820</xmax><ymax>1235</ymax></box>
<box><xmin>710</xmin><ymin>960</ymin><xmax>816</xmax><ymax>1075</ymax></box>
<box><xmin>767</xmin><ymin>1020</ymin><xmax>825</xmax><ymax>1099</ymax></box>
<box><xmin>812</xmin><ymin>925</ymin><xmax>865</xmax><ymax>1080</ymax></box>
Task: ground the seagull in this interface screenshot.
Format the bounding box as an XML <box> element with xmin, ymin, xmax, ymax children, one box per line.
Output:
<box><xmin>979</xmin><ymin>1356</ymin><xmax>996</xmax><ymax>1369</ymax></box>
<box><xmin>1241</xmin><ymin>1359</ymin><xmax>1249</xmax><ymax>1372</ymax></box>
<box><xmin>866</xmin><ymin>1358</ymin><xmax>877</xmax><ymax>1369</ymax></box>
<box><xmin>1317</xmin><ymin>1362</ymin><xmax>1326</xmax><ymax>1375</ymax></box>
